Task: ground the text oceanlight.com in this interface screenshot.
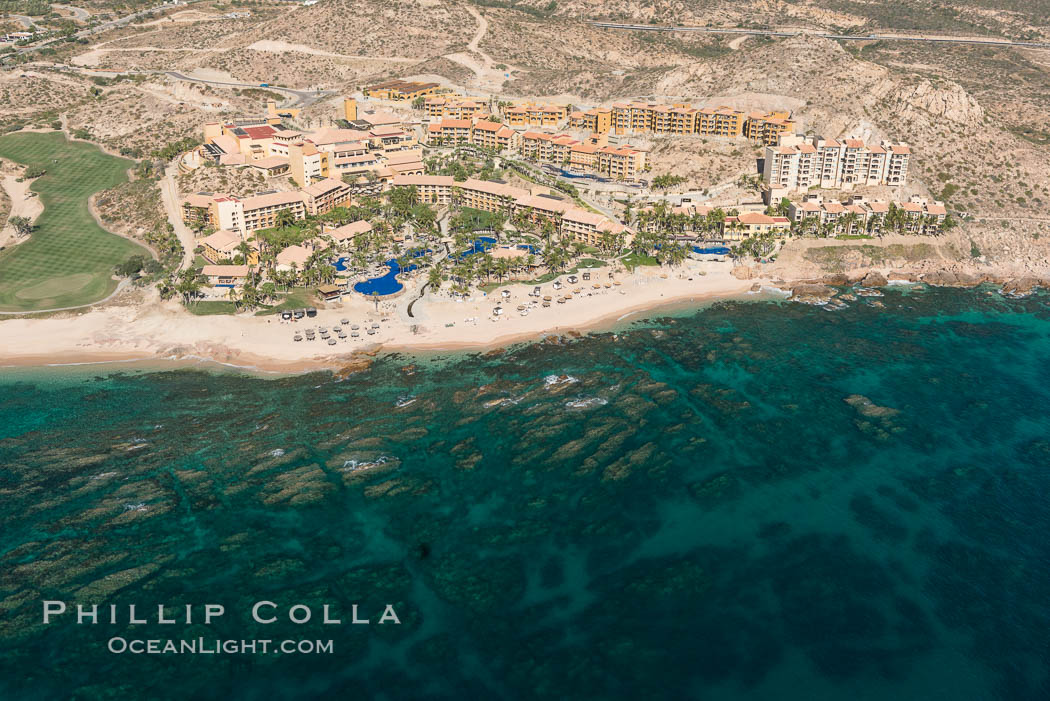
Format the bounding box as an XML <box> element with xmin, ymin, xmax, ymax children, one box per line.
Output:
<box><xmin>41</xmin><ymin>601</ymin><xmax>402</xmax><ymax>655</ymax></box>
<box><xmin>108</xmin><ymin>638</ymin><xmax>334</xmax><ymax>655</ymax></box>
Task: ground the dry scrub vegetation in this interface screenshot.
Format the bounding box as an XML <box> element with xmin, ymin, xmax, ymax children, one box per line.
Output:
<box><xmin>1</xmin><ymin>0</ymin><xmax>1046</xmax><ymax>273</ymax></box>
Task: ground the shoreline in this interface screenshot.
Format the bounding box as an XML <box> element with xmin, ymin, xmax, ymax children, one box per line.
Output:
<box><xmin>0</xmin><ymin>267</ymin><xmax>755</xmax><ymax>375</ymax></box>
<box><xmin>2</xmin><ymin>255</ymin><xmax>1046</xmax><ymax>377</ymax></box>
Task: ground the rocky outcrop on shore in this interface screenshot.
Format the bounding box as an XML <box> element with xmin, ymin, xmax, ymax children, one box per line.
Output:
<box><xmin>334</xmin><ymin>350</ymin><xmax>380</xmax><ymax>378</ymax></box>
<box><xmin>777</xmin><ymin>266</ymin><xmax>1049</xmax><ymax>305</ymax></box>
<box><xmin>788</xmin><ymin>282</ymin><xmax>835</xmax><ymax>305</ymax></box>
<box><xmin>1000</xmin><ymin>277</ymin><xmax>1048</xmax><ymax>298</ymax></box>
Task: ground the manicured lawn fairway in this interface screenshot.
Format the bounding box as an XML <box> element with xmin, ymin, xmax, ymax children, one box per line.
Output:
<box><xmin>0</xmin><ymin>132</ymin><xmax>149</xmax><ymax>312</ymax></box>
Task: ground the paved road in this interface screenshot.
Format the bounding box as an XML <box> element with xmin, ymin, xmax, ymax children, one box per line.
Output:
<box><xmin>52</xmin><ymin>4</ymin><xmax>91</xmax><ymax>21</ymax></box>
<box><xmin>13</xmin><ymin>1</ymin><xmax>199</xmax><ymax>56</ymax></box>
<box><xmin>165</xmin><ymin>71</ymin><xmax>335</xmax><ymax>107</ymax></box>
<box><xmin>8</xmin><ymin>14</ymin><xmax>42</xmax><ymax>31</ymax></box>
<box><xmin>160</xmin><ymin>164</ymin><xmax>195</xmax><ymax>271</ymax></box>
<box><xmin>587</xmin><ymin>21</ymin><xmax>1050</xmax><ymax>50</ymax></box>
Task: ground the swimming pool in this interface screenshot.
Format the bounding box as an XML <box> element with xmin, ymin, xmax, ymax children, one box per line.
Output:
<box><xmin>351</xmin><ymin>249</ymin><xmax>431</xmax><ymax>296</ymax></box>
<box><xmin>454</xmin><ymin>237</ymin><xmax>497</xmax><ymax>260</ymax></box>
<box><xmin>693</xmin><ymin>246</ymin><xmax>731</xmax><ymax>255</ymax></box>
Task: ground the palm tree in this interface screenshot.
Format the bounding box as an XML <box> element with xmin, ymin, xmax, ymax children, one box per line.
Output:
<box><xmin>491</xmin><ymin>212</ymin><xmax>506</xmax><ymax>242</ymax></box>
<box><xmin>494</xmin><ymin>257</ymin><xmax>511</xmax><ymax>283</ymax></box>
<box><xmin>666</xmin><ymin>243</ymin><xmax>688</xmax><ymax>267</ymax></box>
<box><xmin>840</xmin><ymin>212</ymin><xmax>860</xmax><ymax>237</ymax></box>
<box><xmin>427</xmin><ymin>264</ymin><xmax>443</xmax><ymax>292</ymax></box>
<box><xmin>177</xmin><ymin>268</ymin><xmax>203</xmax><ymax>305</ymax></box>
<box><xmin>275</xmin><ymin>208</ymin><xmax>298</xmax><ymax>229</ymax></box>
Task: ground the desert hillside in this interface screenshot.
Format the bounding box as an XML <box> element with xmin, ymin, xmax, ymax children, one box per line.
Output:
<box><xmin>1</xmin><ymin>0</ymin><xmax>1047</xmax><ymax>272</ymax></box>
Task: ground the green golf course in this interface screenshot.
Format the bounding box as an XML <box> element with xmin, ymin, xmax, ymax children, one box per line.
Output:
<box><xmin>0</xmin><ymin>131</ymin><xmax>150</xmax><ymax>312</ymax></box>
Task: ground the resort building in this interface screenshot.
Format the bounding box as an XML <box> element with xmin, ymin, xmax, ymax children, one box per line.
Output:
<box><xmin>389</xmin><ymin>175</ymin><xmax>631</xmax><ymax>247</ymax></box>
<box><xmin>199</xmin><ymin>191</ymin><xmax>307</xmax><ymax>234</ymax></box>
<box><xmin>609</xmin><ymin>103</ymin><xmax>701</xmax><ymax>136</ymax></box>
<box><xmin>325</xmin><ymin>220</ymin><xmax>373</xmax><ymax>247</ymax></box>
<box><xmin>181</xmin><ymin>192</ymin><xmax>215</xmax><ymax>225</ymax></box>
<box><xmin>201</xmin><ymin>265</ymin><xmax>251</xmax><ymax>288</ymax></box>
<box><xmin>563</xmin><ymin>102</ymin><xmax>795</xmax><ymax>142</ymax></box>
<box><xmin>520</xmin><ymin>132</ymin><xmax>647</xmax><ymax>181</ymax></box>
<box><xmin>427</xmin><ymin>118</ymin><xmax>473</xmax><ymax>144</ymax></box>
<box><xmin>504</xmin><ymin>102</ymin><xmax>569</xmax><ymax>128</ymax></box>
<box><xmin>240</xmin><ymin>191</ymin><xmax>308</xmax><ymax>231</ymax></box>
<box><xmin>470</xmin><ymin>120</ymin><xmax>519</xmax><ymax>150</ymax></box>
<box><xmin>288</xmin><ymin>142</ymin><xmax>327</xmax><ymax>186</ymax></box>
<box><xmin>301</xmin><ymin>178</ymin><xmax>352</xmax><ymax>215</ymax></box>
<box><xmin>249</xmin><ymin>156</ymin><xmax>291</xmax><ymax>179</ymax></box>
<box><xmin>199</xmin><ymin>106</ymin><xmax>425</xmax><ymax>188</ymax></box>
<box><xmin>786</xmin><ymin>194</ymin><xmax>946</xmax><ymax>235</ymax></box>
<box><xmin>597</xmin><ymin>145</ymin><xmax>648</xmax><ymax>181</ymax></box>
<box><xmin>569</xmin><ymin>143</ymin><xmax>599</xmax><ymax>172</ymax></box>
<box><xmin>457</xmin><ymin>179</ymin><xmax>526</xmax><ymax>213</ymax></box>
<box><xmin>696</xmin><ymin>106</ymin><xmax>745</xmax><ymax>138</ymax></box>
<box><xmin>330</xmin><ymin>151</ymin><xmax>383</xmax><ymax>178</ymax></box>
<box><xmin>367</xmin><ymin>124</ymin><xmax>417</xmax><ymax>152</ymax></box>
<box><xmin>383</xmin><ymin>149</ymin><xmax>425</xmax><ymax>176</ymax></box>
<box><xmin>364</xmin><ymin>79</ymin><xmax>440</xmax><ymax>101</ymax></box>
<box><xmin>722</xmin><ymin>212</ymin><xmax>791</xmax><ymax>240</ymax></box>
<box><xmin>569</xmin><ymin>107</ymin><xmax>613</xmax><ymax>134</ymax></box>
<box><xmin>199</xmin><ymin>228</ymin><xmax>260</xmax><ymax>264</ymax></box>
<box><xmin>202</xmin><ymin>122</ymin><xmax>280</xmax><ymax>162</ymax></box>
<box><xmin>763</xmin><ymin>135</ymin><xmax>911</xmax><ymax>191</ymax></box>
<box><xmin>742</xmin><ymin>110</ymin><xmax>795</xmax><ymax>146</ymax></box>
<box><xmin>423</xmin><ymin>94</ymin><xmax>491</xmax><ymax>120</ymax></box>
<box><xmin>426</xmin><ymin>118</ymin><xmax>519</xmax><ymax>150</ymax></box>
<box><xmin>275</xmin><ymin>244</ymin><xmax>314</xmax><ymax>271</ymax></box>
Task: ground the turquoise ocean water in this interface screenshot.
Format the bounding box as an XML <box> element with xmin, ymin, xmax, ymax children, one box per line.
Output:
<box><xmin>1</xmin><ymin>285</ymin><xmax>1049</xmax><ymax>700</ymax></box>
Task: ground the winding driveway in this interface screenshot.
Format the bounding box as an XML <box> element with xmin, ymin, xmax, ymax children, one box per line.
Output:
<box><xmin>8</xmin><ymin>14</ymin><xmax>41</xmax><ymax>31</ymax></box>
<box><xmin>443</xmin><ymin>5</ymin><xmax>513</xmax><ymax>91</ymax></box>
<box><xmin>160</xmin><ymin>164</ymin><xmax>195</xmax><ymax>271</ymax></box>
<box><xmin>53</xmin><ymin>4</ymin><xmax>91</xmax><ymax>21</ymax></box>
<box><xmin>165</xmin><ymin>71</ymin><xmax>335</xmax><ymax>107</ymax></box>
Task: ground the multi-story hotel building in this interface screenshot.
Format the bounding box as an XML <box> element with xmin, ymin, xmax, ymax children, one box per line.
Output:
<box><xmin>203</xmin><ymin>191</ymin><xmax>307</xmax><ymax>234</ymax></box>
<box><xmin>389</xmin><ymin>175</ymin><xmax>630</xmax><ymax>247</ymax></box>
<box><xmin>786</xmin><ymin>194</ymin><xmax>945</xmax><ymax>235</ymax></box>
<box><xmin>597</xmin><ymin>145</ymin><xmax>647</xmax><ymax>181</ymax></box>
<box><xmin>364</xmin><ymin>79</ymin><xmax>440</xmax><ymax>101</ymax></box>
<box><xmin>520</xmin><ymin>132</ymin><xmax>647</xmax><ymax>181</ymax></box>
<box><xmin>504</xmin><ymin>102</ymin><xmax>569</xmax><ymax>128</ymax></box>
<box><xmin>426</xmin><ymin>118</ymin><xmax>473</xmax><ymax>143</ymax></box>
<box><xmin>423</xmin><ymin>94</ymin><xmax>491</xmax><ymax>120</ymax></box>
<box><xmin>742</xmin><ymin>110</ymin><xmax>795</xmax><ymax>146</ymax></box>
<box><xmin>565</xmin><ymin>102</ymin><xmax>794</xmax><ymax>143</ymax></box>
<box><xmin>697</xmin><ymin>106</ymin><xmax>746</xmax><ymax>138</ymax></box>
<box><xmin>568</xmin><ymin>107</ymin><xmax>613</xmax><ymax>134</ymax></box>
<box><xmin>301</xmin><ymin>178</ymin><xmax>352</xmax><ymax>215</ymax></box>
<box><xmin>763</xmin><ymin>135</ymin><xmax>911</xmax><ymax>191</ymax></box>
<box><xmin>426</xmin><ymin>118</ymin><xmax>519</xmax><ymax>150</ymax></box>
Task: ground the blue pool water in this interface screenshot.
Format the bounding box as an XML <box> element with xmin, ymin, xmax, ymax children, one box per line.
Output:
<box><xmin>333</xmin><ymin>257</ymin><xmax>351</xmax><ymax>272</ymax></box>
<box><xmin>455</xmin><ymin>236</ymin><xmax>497</xmax><ymax>260</ymax></box>
<box><xmin>352</xmin><ymin>249</ymin><xmax>431</xmax><ymax>296</ymax></box>
<box><xmin>693</xmin><ymin>245</ymin><xmax>731</xmax><ymax>255</ymax></box>
<box><xmin>517</xmin><ymin>243</ymin><xmax>541</xmax><ymax>255</ymax></box>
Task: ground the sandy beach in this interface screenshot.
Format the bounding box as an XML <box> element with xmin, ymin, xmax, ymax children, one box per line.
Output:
<box><xmin>0</xmin><ymin>173</ymin><xmax>43</xmax><ymax>249</ymax></box>
<box><xmin>0</xmin><ymin>260</ymin><xmax>752</xmax><ymax>373</ymax></box>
